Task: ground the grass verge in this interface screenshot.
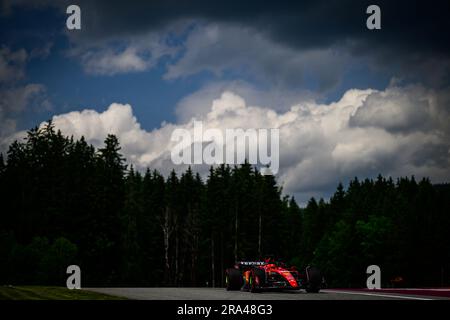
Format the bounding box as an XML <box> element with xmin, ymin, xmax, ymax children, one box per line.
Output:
<box><xmin>0</xmin><ymin>286</ymin><xmax>126</xmax><ymax>300</ymax></box>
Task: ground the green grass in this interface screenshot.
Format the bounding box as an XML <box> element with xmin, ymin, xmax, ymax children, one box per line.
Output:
<box><xmin>0</xmin><ymin>286</ymin><xmax>126</xmax><ymax>300</ymax></box>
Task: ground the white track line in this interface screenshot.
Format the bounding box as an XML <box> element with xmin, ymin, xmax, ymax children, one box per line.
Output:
<box><xmin>323</xmin><ymin>289</ymin><xmax>433</xmax><ymax>300</ymax></box>
<box><xmin>380</xmin><ymin>288</ymin><xmax>450</xmax><ymax>291</ymax></box>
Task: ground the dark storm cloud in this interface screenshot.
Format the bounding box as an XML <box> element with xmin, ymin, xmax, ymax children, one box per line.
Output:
<box><xmin>6</xmin><ymin>0</ymin><xmax>449</xmax><ymax>88</ymax></box>
<box><xmin>6</xmin><ymin>0</ymin><xmax>450</xmax><ymax>54</ymax></box>
<box><xmin>83</xmin><ymin>0</ymin><xmax>450</xmax><ymax>54</ymax></box>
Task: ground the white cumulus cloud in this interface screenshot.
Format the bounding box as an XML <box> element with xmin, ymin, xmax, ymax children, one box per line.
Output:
<box><xmin>164</xmin><ymin>23</ymin><xmax>349</xmax><ymax>91</ymax></box>
<box><xmin>67</xmin><ymin>29</ymin><xmax>179</xmax><ymax>76</ymax></box>
<box><xmin>0</xmin><ymin>47</ymin><xmax>51</xmax><ymax>146</ymax></box>
<box><xmin>3</xmin><ymin>84</ymin><xmax>449</xmax><ymax>203</ymax></box>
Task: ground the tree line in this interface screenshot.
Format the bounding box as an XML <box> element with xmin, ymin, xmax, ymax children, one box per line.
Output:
<box><xmin>0</xmin><ymin>122</ymin><xmax>449</xmax><ymax>287</ymax></box>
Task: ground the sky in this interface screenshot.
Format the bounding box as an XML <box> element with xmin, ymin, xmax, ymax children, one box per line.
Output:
<box><xmin>1</xmin><ymin>0</ymin><xmax>449</xmax><ymax>203</ymax></box>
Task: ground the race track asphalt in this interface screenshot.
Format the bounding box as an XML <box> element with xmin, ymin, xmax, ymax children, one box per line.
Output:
<box><xmin>85</xmin><ymin>287</ymin><xmax>449</xmax><ymax>300</ymax></box>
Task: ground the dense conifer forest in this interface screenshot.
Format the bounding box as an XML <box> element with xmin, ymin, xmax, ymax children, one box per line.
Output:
<box><xmin>1</xmin><ymin>123</ymin><xmax>449</xmax><ymax>287</ymax></box>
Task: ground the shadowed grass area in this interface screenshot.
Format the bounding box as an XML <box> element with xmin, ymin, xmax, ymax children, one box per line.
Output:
<box><xmin>0</xmin><ymin>286</ymin><xmax>126</xmax><ymax>300</ymax></box>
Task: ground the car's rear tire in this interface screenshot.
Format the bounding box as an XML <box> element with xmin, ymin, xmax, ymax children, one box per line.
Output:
<box><xmin>225</xmin><ymin>268</ymin><xmax>242</xmax><ymax>291</ymax></box>
<box><xmin>305</xmin><ymin>266</ymin><xmax>321</xmax><ymax>293</ymax></box>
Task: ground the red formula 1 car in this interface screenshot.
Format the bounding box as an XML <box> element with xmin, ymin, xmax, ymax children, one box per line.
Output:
<box><xmin>225</xmin><ymin>259</ymin><xmax>323</xmax><ymax>293</ymax></box>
